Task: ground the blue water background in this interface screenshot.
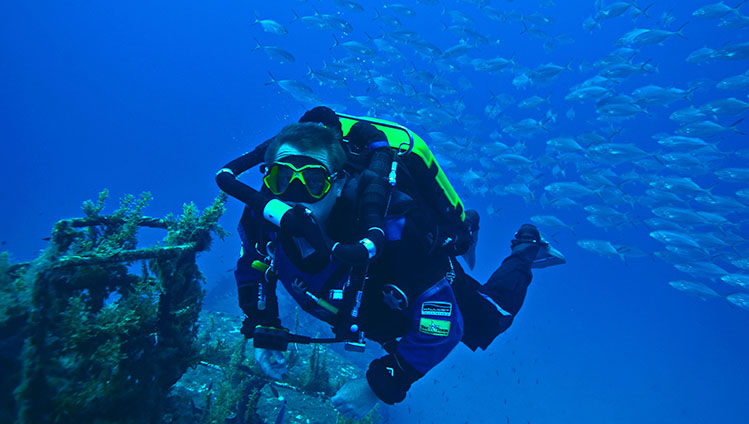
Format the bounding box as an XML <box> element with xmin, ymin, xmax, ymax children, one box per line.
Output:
<box><xmin>1</xmin><ymin>1</ymin><xmax>748</xmax><ymax>423</ymax></box>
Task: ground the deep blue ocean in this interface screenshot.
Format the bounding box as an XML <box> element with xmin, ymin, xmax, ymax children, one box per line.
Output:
<box><xmin>2</xmin><ymin>1</ymin><xmax>748</xmax><ymax>423</ymax></box>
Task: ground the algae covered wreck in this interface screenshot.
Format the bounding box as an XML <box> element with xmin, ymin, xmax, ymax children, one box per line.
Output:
<box><xmin>0</xmin><ymin>191</ymin><xmax>378</xmax><ymax>424</ymax></box>
<box><xmin>0</xmin><ymin>190</ymin><xmax>226</xmax><ymax>423</ymax></box>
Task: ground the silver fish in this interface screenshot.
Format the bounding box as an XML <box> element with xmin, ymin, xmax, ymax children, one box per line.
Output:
<box><xmin>691</xmin><ymin>232</ymin><xmax>732</xmax><ymax>249</ymax></box>
<box><xmin>600</xmin><ymin>61</ymin><xmax>657</xmax><ymax>78</ymax></box>
<box><xmin>577</xmin><ymin>239</ymin><xmax>625</xmax><ymax>261</ymax></box>
<box><xmin>675</xmin><ymin>118</ymin><xmax>744</xmax><ymax>138</ymax></box>
<box><xmin>716</xmin><ymin>70</ymin><xmax>749</xmax><ymax>90</ymax></box>
<box><xmin>587</xmin><ymin>143</ymin><xmax>653</xmax><ymax>165</ymax></box>
<box><xmin>331</xmin><ymin>36</ymin><xmax>376</xmax><ymax>56</ymax></box>
<box><xmin>712</xmin><ymin>41</ymin><xmax>749</xmax><ymax>61</ymax></box>
<box><xmin>699</xmin><ymin>97</ymin><xmax>749</xmax><ymax>115</ymax></box>
<box><xmin>632</xmin><ymin>84</ymin><xmax>692</xmax><ymax>106</ymax></box>
<box><xmin>333</xmin><ymin>0</ymin><xmax>364</xmax><ymax>12</ymax></box>
<box><xmin>305</xmin><ymin>64</ymin><xmax>347</xmax><ymax>87</ymax></box>
<box><xmin>693</xmin><ymin>1</ymin><xmax>747</xmax><ymax>19</ymax></box>
<box><xmin>493</xmin><ymin>153</ymin><xmax>535</xmax><ymax>168</ymax></box>
<box><xmin>649</xmin><ymin>231</ymin><xmax>701</xmax><ymax>248</ymax></box>
<box><xmin>668</xmin><ymin>280</ymin><xmax>719</xmax><ymax>298</ymax></box>
<box><xmin>715</xmin><ymin>167</ymin><xmax>749</xmax><ymax>182</ymax></box>
<box><xmin>686</xmin><ymin>46</ymin><xmax>716</xmax><ymax>63</ymax></box>
<box><xmin>668</xmin><ymin>107</ymin><xmax>710</xmax><ymax>123</ymax></box>
<box><xmin>719</xmin><ymin>11</ymin><xmax>749</xmax><ymax>28</ymax></box>
<box><xmin>630</xmin><ymin>23</ymin><xmax>688</xmax><ymax>46</ymax></box>
<box><xmin>721</xmin><ymin>274</ymin><xmax>749</xmax><ymax>288</ymax></box>
<box><xmin>546</xmin><ymin>137</ymin><xmax>584</xmax><ymax>153</ymax></box>
<box><xmin>674</xmin><ymin>261</ymin><xmax>729</xmax><ymax>278</ymax></box>
<box><xmin>694</xmin><ymin>194</ymin><xmax>747</xmax><ymax>213</ymax></box>
<box><xmin>383</xmin><ymin>4</ymin><xmax>416</xmax><ymax>16</ymax></box>
<box><xmin>644</xmin><ymin>218</ymin><xmax>684</xmax><ymax>231</ymax></box>
<box><xmin>726</xmin><ymin>292</ymin><xmax>749</xmax><ymax>310</ymax></box>
<box><xmin>265</xmin><ymin>72</ymin><xmax>318</xmax><ymax>104</ymax></box>
<box><xmin>545</xmin><ymin>182</ymin><xmax>598</xmax><ymax>198</ymax></box>
<box><xmin>566</xmin><ymin>86</ymin><xmax>612</xmax><ymax>102</ymax></box>
<box><xmin>649</xmin><ymin>176</ymin><xmax>712</xmax><ymax>196</ymax></box>
<box><xmin>530</xmin><ymin>215</ymin><xmax>574</xmax><ymax>232</ymax></box>
<box><xmin>253</xmin><ymin>39</ymin><xmax>295</xmax><ymax>63</ymax></box>
<box><xmin>665</xmin><ymin>245</ymin><xmax>712</xmax><ymax>261</ymax></box>
<box><xmin>503</xmin><ymin>118</ymin><xmax>548</xmax><ymax>136</ymax></box>
<box><xmin>731</xmin><ymin>259</ymin><xmax>749</xmax><ymax>269</ymax></box>
<box><xmin>253</xmin><ymin>15</ymin><xmax>288</xmax><ymax>35</ymax></box>
<box><xmin>596</xmin><ymin>1</ymin><xmax>648</xmax><ymax>20</ymax></box>
<box><xmin>518</xmin><ymin>95</ymin><xmax>551</xmax><ymax>109</ymax></box>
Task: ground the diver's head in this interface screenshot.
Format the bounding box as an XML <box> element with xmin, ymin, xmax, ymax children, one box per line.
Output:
<box><xmin>263</xmin><ymin>122</ymin><xmax>347</xmax><ymax>221</ymax></box>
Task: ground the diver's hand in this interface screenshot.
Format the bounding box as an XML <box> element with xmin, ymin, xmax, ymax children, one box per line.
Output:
<box><xmin>331</xmin><ymin>377</ymin><xmax>380</xmax><ymax>420</ymax></box>
<box><xmin>347</xmin><ymin>122</ymin><xmax>387</xmax><ymax>151</ymax></box>
<box><xmin>254</xmin><ymin>347</ymin><xmax>288</xmax><ymax>380</ymax></box>
<box><xmin>298</xmin><ymin>106</ymin><xmax>341</xmax><ymax>135</ymax></box>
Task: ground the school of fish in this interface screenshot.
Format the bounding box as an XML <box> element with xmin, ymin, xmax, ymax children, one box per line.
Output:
<box><xmin>251</xmin><ymin>0</ymin><xmax>749</xmax><ymax>312</ymax></box>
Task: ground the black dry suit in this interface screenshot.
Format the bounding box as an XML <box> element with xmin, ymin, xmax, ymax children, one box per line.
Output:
<box><xmin>216</xmin><ymin>111</ymin><xmax>535</xmax><ymax>405</ymax></box>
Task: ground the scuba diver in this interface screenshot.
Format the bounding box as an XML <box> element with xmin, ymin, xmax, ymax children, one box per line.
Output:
<box><xmin>215</xmin><ymin>106</ymin><xmax>564</xmax><ymax>419</ymax></box>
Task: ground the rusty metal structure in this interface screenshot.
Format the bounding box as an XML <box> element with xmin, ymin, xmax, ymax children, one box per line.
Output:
<box><xmin>0</xmin><ymin>191</ymin><xmax>226</xmax><ymax>424</ymax></box>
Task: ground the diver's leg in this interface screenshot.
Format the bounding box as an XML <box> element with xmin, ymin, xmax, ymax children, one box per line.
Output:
<box><xmin>480</xmin><ymin>255</ymin><xmax>533</xmax><ymax>317</ymax></box>
<box><xmin>479</xmin><ymin>224</ymin><xmax>541</xmax><ymax>318</ymax></box>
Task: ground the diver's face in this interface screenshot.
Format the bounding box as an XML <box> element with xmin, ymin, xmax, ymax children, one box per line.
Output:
<box><xmin>264</xmin><ymin>147</ymin><xmax>344</xmax><ymax>224</ymax></box>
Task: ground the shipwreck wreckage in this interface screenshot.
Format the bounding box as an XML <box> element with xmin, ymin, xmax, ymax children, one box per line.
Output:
<box><xmin>1</xmin><ymin>191</ymin><xmax>378</xmax><ymax>424</ymax></box>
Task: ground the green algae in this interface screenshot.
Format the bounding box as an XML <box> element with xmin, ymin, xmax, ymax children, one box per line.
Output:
<box><xmin>1</xmin><ymin>191</ymin><xmax>226</xmax><ymax>424</ymax></box>
<box><xmin>0</xmin><ymin>191</ymin><xmax>381</xmax><ymax>424</ymax></box>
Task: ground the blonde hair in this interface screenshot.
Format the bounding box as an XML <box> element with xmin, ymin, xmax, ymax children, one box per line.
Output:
<box><xmin>264</xmin><ymin>123</ymin><xmax>346</xmax><ymax>171</ymax></box>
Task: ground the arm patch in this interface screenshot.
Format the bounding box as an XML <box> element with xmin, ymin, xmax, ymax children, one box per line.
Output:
<box><xmin>418</xmin><ymin>318</ymin><xmax>451</xmax><ymax>337</ymax></box>
<box><xmin>421</xmin><ymin>301</ymin><xmax>452</xmax><ymax>316</ymax></box>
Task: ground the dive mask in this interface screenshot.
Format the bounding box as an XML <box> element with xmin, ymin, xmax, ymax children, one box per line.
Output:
<box><xmin>263</xmin><ymin>156</ymin><xmax>337</xmax><ymax>202</ymax></box>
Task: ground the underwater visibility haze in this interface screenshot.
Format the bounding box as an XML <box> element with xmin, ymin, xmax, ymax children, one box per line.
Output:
<box><xmin>1</xmin><ymin>0</ymin><xmax>749</xmax><ymax>423</ymax></box>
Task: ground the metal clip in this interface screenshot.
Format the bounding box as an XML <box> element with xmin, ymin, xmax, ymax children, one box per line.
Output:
<box><xmin>329</xmin><ymin>289</ymin><xmax>344</xmax><ymax>300</ymax></box>
<box><xmin>257</xmin><ymin>282</ymin><xmax>266</xmax><ymax>311</ymax></box>
<box><xmin>345</xmin><ymin>332</ymin><xmax>366</xmax><ymax>352</ymax></box>
<box><xmin>446</xmin><ymin>257</ymin><xmax>456</xmax><ymax>284</ymax></box>
<box><xmin>388</xmin><ymin>161</ymin><xmax>398</xmax><ymax>186</ymax></box>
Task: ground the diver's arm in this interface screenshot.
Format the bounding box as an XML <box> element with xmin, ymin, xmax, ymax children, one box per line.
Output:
<box><xmin>235</xmin><ymin>208</ymin><xmax>282</xmax><ymax>337</ymax></box>
<box><xmin>216</xmin><ymin>138</ymin><xmax>274</xmax><ymax>213</ymax></box>
<box><xmin>236</xmin><ymin>260</ymin><xmax>282</xmax><ymax>336</ymax></box>
<box><xmin>219</xmin><ymin>137</ymin><xmax>274</xmax><ymax>176</ymax></box>
<box><xmin>236</xmin><ymin>262</ymin><xmax>282</xmax><ymax>337</ymax></box>
<box><xmin>366</xmin><ymin>279</ymin><xmax>464</xmax><ymax>404</ymax></box>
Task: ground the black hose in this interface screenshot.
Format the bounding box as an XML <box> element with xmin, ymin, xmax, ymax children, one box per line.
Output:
<box><xmin>360</xmin><ymin>148</ymin><xmax>392</xmax><ymax>230</ymax></box>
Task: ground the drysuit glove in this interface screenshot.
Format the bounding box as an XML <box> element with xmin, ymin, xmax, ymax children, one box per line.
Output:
<box><xmin>346</xmin><ymin>122</ymin><xmax>388</xmax><ymax>152</ymax></box>
<box><xmin>254</xmin><ymin>347</ymin><xmax>288</xmax><ymax>381</ymax></box>
<box><xmin>299</xmin><ymin>106</ymin><xmax>342</xmax><ymax>135</ymax></box>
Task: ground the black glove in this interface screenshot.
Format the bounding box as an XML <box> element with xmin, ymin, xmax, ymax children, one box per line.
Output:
<box><xmin>298</xmin><ymin>106</ymin><xmax>342</xmax><ymax>135</ymax></box>
<box><xmin>366</xmin><ymin>354</ymin><xmax>423</xmax><ymax>404</ymax></box>
<box><xmin>346</xmin><ymin>122</ymin><xmax>388</xmax><ymax>153</ymax></box>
